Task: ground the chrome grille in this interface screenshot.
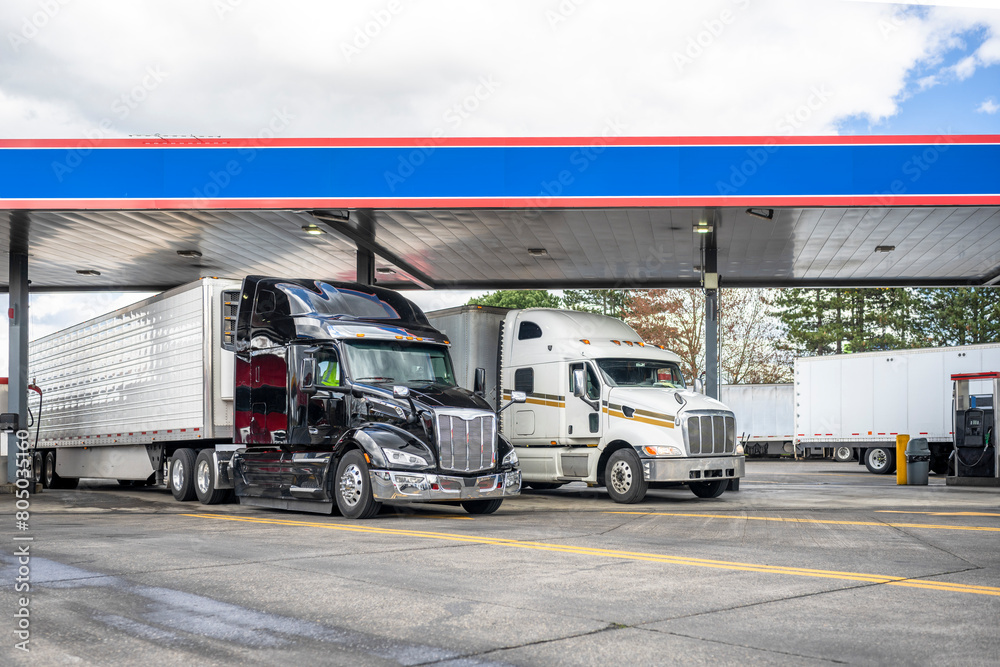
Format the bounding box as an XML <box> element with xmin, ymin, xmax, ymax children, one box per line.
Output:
<box><xmin>435</xmin><ymin>411</ymin><xmax>497</xmax><ymax>472</ymax></box>
<box><xmin>685</xmin><ymin>413</ymin><xmax>736</xmax><ymax>455</ymax></box>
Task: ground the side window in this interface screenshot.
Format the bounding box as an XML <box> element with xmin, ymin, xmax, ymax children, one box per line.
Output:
<box><xmin>518</xmin><ymin>321</ymin><xmax>542</xmax><ymax>340</ymax></box>
<box><xmin>316</xmin><ymin>349</ymin><xmax>341</xmax><ymax>387</ymax></box>
<box><xmin>585</xmin><ymin>365</ymin><xmax>600</xmax><ymax>400</ymax></box>
<box><xmin>514</xmin><ymin>367</ymin><xmax>534</xmax><ymax>394</ymax></box>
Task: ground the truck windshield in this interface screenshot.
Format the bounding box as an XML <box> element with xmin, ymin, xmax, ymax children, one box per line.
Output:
<box><xmin>596</xmin><ymin>358</ymin><xmax>686</xmax><ymax>388</ymax></box>
<box><xmin>343</xmin><ymin>341</ymin><xmax>457</xmax><ymax>387</ymax></box>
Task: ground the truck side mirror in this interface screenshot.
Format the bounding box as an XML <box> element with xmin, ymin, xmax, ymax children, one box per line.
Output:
<box><xmin>300</xmin><ymin>358</ymin><xmax>317</xmax><ymax>393</ymax></box>
<box><xmin>474</xmin><ymin>367</ymin><xmax>486</xmax><ymax>396</ymax></box>
<box><xmin>498</xmin><ymin>391</ymin><xmax>527</xmax><ymax>414</ymax></box>
<box><xmin>572</xmin><ymin>369</ymin><xmax>586</xmax><ymax>398</ymax></box>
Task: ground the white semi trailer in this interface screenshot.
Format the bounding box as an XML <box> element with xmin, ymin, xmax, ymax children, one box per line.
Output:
<box><xmin>795</xmin><ymin>343</ymin><xmax>1000</xmax><ymax>474</ymax></box>
<box><xmin>427</xmin><ymin>305</ymin><xmax>745</xmax><ymax>502</ymax></box>
<box><xmin>718</xmin><ymin>384</ymin><xmax>797</xmax><ymax>458</ymax></box>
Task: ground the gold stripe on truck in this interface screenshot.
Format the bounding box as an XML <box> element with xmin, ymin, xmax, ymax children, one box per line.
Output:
<box><xmin>502</xmin><ymin>391</ymin><xmax>565</xmax><ymax>408</ymax></box>
<box><xmin>603</xmin><ymin>404</ymin><xmax>675</xmax><ymax>429</ymax></box>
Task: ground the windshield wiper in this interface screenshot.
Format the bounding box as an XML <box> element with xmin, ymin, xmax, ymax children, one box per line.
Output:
<box><xmin>355</xmin><ymin>376</ymin><xmax>394</xmax><ymax>383</ymax></box>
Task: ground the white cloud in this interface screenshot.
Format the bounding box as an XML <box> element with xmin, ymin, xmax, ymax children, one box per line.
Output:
<box><xmin>3</xmin><ymin>0</ymin><xmax>1000</xmax><ymax>368</ymax></box>
<box><xmin>977</xmin><ymin>97</ymin><xmax>1000</xmax><ymax>113</ymax></box>
<box><xmin>0</xmin><ymin>0</ymin><xmax>997</xmax><ymax>138</ymax></box>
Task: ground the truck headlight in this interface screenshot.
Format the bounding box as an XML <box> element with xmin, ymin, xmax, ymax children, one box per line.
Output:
<box><xmin>736</xmin><ymin>443</ymin><xmax>745</xmax><ymax>455</ymax></box>
<box><xmin>642</xmin><ymin>445</ymin><xmax>683</xmax><ymax>457</ymax></box>
<box><xmin>502</xmin><ymin>449</ymin><xmax>518</xmax><ymax>467</ymax></box>
<box><xmin>381</xmin><ymin>448</ymin><xmax>429</xmax><ymax>468</ymax></box>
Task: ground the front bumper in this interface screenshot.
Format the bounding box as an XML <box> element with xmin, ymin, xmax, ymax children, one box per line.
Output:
<box><xmin>369</xmin><ymin>469</ymin><xmax>522</xmax><ymax>502</ymax></box>
<box><xmin>642</xmin><ymin>455</ymin><xmax>745</xmax><ymax>482</ymax></box>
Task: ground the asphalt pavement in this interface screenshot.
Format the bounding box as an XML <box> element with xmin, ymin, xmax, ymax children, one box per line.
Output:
<box><xmin>3</xmin><ymin>458</ymin><xmax>999</xmax><ymax>666</ymax></box>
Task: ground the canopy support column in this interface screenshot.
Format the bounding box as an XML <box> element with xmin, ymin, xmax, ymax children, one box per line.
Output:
<box><xmin>703</xmin><ymin>238</ymin><xmax>719</xmax><ymax>400</ymax></box>
<box><xmin>7</xmin><ymin>252</ymin><xmax>29</xmax><ymax>484</ymax></box>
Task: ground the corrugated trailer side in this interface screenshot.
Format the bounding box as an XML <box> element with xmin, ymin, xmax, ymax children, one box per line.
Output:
<box><xmin>27</xmin><ymin>278</ymin><xmax>239</xmax><ymax>482</ymax></box>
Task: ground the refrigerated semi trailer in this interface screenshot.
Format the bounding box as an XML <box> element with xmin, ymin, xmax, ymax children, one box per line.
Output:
<box><xmin>795</xmin><ymin>344</ymin><xmax>1000</xmax><ymax>474</ymax></box>
<box><xmin>426</xmin><ymin>305</ymin><xmax>745</xmax><ymax>502</ymax></box>
<box><xmin>27</xmin><ymin>277</ymin><xmax>522</xmax><ymax>517</ymax></box>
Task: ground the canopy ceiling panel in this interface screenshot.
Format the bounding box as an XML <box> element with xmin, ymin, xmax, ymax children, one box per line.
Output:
<box><xmin>2</xmin><ymin>136</ymin><xmax>998</xmax><ymax>290</ymax></box>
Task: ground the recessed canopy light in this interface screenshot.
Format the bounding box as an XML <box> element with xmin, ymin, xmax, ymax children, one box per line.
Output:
<box><xmin>693</xmin><ymin>223</ymin><xmax>713</xmax><ymax>234</ymax></box>
<box><xmin>76</xmin><ymin>269</ymin><xmax>101</xmax><ymax>276</ymax></box>
<box><xmin>527</xmin><ymin>248</ymin><xmax>548</xmax><ymax>257</ymax></box>
<box><xmin>875</xmin><ymin>245</ymin><xmax>896</xmax><ymax>253</ymax></box>
<box><xmin>746</xmin><ymin>208</ymin><xmax>774</xmax><ymax>220</ymax></box>
<box><xmin>176</xmin><ymin>250</ymin><xmax>202</xmax><ymax>258</ymax></box>
<box><xmin>301</xmin><ymin>224</ymin><xmax>326</xmax><ymax>235</ymax></box>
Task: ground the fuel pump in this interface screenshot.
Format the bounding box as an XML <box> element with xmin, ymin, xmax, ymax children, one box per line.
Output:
<box><xmin>951</xmin><ymin>372</ymin><xmax>998</xmax><ymax>482</ymax></box>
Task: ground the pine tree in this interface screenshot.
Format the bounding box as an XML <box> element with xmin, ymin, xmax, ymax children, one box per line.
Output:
<box><xmin>562</xmin><ymin>289</ymin><xmax>630</xmax><ymax>318</ymax></box>
<box><xmin>911</xmin><ymin>287</ymin><xmax>1000</xmax><ymax>347</ymax></box>
<box><xmin>467</xmin><ymin>290</ymin><xmax>561</xmax><ymax>309</ymax></box>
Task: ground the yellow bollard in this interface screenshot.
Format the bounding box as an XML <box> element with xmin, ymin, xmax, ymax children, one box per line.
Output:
<box><xmin>896</xmin><ymin>434</ymin><xmax>909</xmax><ymax>485</ymax></box>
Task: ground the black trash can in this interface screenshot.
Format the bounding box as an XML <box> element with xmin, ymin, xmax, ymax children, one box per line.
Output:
<box><xmin>905</xmin><ymin>437</ymin><xmax>931</xmax><ymax>485</ymax></box>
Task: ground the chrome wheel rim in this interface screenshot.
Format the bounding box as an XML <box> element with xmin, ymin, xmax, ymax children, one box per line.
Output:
<box><xmin>44</xmin><ymin>455</ymin><xmax>54</xmax><ymax>487</ymax></box>
<box><xmin>196</xmin><ymin>460</ymin><xmax>211</xmax><ymax>495</ymax></box>
<box><xmin>172</xmin><ymin>459</ymin><xmax>184</xmax><ymax>491</ymax></box>
<box><xmin>610</xmin><ymin>459</ymin><xmax>632</xmax><ymax>494</ymax></box>
<box><xmin>870</xmin><ymin>449</ymin><xmax>887</xmax><ymax>470</ymax></box>
<box><xmin>339</xmin><ymin>463</ymin><xmax>364</xmax><ymax>507</ymax></box>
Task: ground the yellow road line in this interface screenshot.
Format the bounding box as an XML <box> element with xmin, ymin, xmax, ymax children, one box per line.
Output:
<box><xmin>605</xmin><ymin>511</ymin><xmax>1000</xmax><ymax>533</ymax></box>
<box><xmin>876</xmin><ymin>510</ymin><xmax>1000</xmax><ymax>517</ymax></box>
<box><xmin>182</xmin><ymin>513</ymin><xmax>1000</xmax><ymax>597</ymax></box>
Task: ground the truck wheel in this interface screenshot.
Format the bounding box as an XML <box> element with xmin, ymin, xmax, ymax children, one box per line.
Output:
<box><xmin>462</xmin><ymin>499</ymin><xmax>503</xmax><ymax>515</ymax></box>
<box><xmin>605</xmin><ymin>449</ymin><xmax>648</xmax><ymax>504</ymax></box>
<box><xmin>864</xmin><ymin>447</ymin><xmax>895</xmax><ymax>475</ymax></box>
<box><xmin>195</xmin><ymin>450</ymin><xmax>229</xmax><ymax>505</ymax></box>
<box><xmin>45</xmin><ymin>450</ymin><xmax>79</xmax><ymax>489</ymax></box>
<box><xmin>335</xmin><ymin>451</ymin><xmax>381</xmax><ymax>519</ymax></box>
<box><xmin>42</xmin><ymin>450</ymin><xmax>56</xmax><ymax>488</ymax></box>
<box><xmin>169</xmin><ymin>448</ymin><xmax>198</xmax><ymax>501</ymax></box>
<box><xmin>690</xmin><ymin>479</ymin><xmax>727</xmax><ymax>498</ymax></box>
<box><xmin>32</xmin><ymin>451</ymin><xmax>43</xmax><ymax>485</ymax></box>
<box><xmin>524</xmin><ymin>482</ymin><xmax>564</xmax><ymax>491</ymax></box>
<box><xmin>833</xmin><ymin>446</ymin><xmax>854</xmax><ymax>462</ymax></box>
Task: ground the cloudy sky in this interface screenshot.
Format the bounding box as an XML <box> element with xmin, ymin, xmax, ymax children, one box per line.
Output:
<box><xmin>2</xmin><ymin>0</ymin><xmax>1000</xmax><ymax>359</ymax></box>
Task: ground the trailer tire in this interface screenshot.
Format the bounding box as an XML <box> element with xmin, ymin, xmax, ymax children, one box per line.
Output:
<box><xmin>864</xmin><ymin>446</ymin><xmax>895</xmax><ymax>475</ymax></box>
<box><xmin>462</xmin><ymin>499</ymin><xmax>503</xmax><ymax>515</ymax></box>
<box><xmin>42</xmin><ymin>450</ymin><xmax>56</xmax><ymax>489</ymax></box>
<box><xmin>169</xmin><ymin>448</ymin><xmax>198</xmax><ymax>501</ymax></box>
<box><xmin>833</xmin><ymin>446</ymin><xmax>854</xmax><ymax>462</ymax></box>
<box><xmin>690</xmin><ymin>479</ymin><xmax>727</xmax><ymax>498</ymax></box>
<box><xmin>45</xmin><ymin>450</ymin><xmax>78</xmax><ymax>489</ymax></box>
<box><xmin>195</xmin><ymin>449</ymin><xmax>229</xmax><ymax>505</ymax></box>
<box><xmin>605</xmin><ymin>448</ymin><xmax>648</xmax><ymax>504</ymax></box>
<box><xmin>334</xmin><ymin>451</ymin><xmax>381</xmax><ymax>519</ymax></box>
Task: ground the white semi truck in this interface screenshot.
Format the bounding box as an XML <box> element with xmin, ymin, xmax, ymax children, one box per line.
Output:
<box><xmin>795</xmin><ymin>343</ymin><xmax>1000</xmax><ymax>474</ymax></box>
<box><xmin>25</xmin><ymin>277</ymin><xmax>523</xmax><ymax>517</ymax></box>
<box><xmin>426</xmin><ymin>305</ymin><xmax>745</xmax><ymax>502</ymax></box>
